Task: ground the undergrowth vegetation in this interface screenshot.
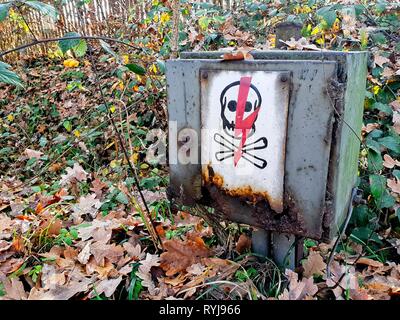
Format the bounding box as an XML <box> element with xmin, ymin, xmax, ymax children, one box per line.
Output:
<box><xmin>0</xmin><ymin>0</ymin><xmax>399</xmax><ymax>300</ymax></box>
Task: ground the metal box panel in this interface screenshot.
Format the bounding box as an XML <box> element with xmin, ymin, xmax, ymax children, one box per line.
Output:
<box><xmin>200</xmin><ymin>70</ymin><xmax>290</xmax><ymax>213</ymax></box>
<box><xmin>167</xmin><ymin>58</ymin><xmax>337</xmax><ymax>239</ymax></box>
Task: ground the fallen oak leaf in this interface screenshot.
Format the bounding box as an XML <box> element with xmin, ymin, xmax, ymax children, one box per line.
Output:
<box><xmin>302</xmin><ymin>251</ymin><xmax>326</xmax><ymax>278</ymax></box>
<box><xmin>89</xmin><ymin>276</ymin><xmax>123</xmax><ymax>298</ymax></box>
<box><xmin>356</xmin><ymin>257</ymin><xmax>384</xmax><ymax>268</ymax></box>
<box><xmin>160</xmin><ymin>239</ymin><xmax>210</xmax><ymax>277</ymax></box>
<box><xmin>235</xmin><ymin>233</ymin><xmax>251</xmax><ymax>254</ymax></box>
<box><xmin>137</xmin><ymin>253</ymin><xmax>161</xmax><ymax>296</ymax></box>
<box><xmin>59</xmin><ymin>163</ymin><xmax>88</xmax><ymax>186</ymax></box>
<box><xmin>387</xmin><ymin>178</ymin><xmax>400</xmax><ymax>194</ymax></box>
<box><xmin>374</xmin><ymin>54</ymin><xmax>390</xmax><ymax>68</ymax></box>
<box><xmin>222</xmin><ymin>50</ymin><xmax>253</xmax><ymax>61</ymax></box>
<box><xmin>383</xmin><ymin>154</ymin><xmax>400</xmax><ymax>168</ymax></box>
<box><xmin>25</xmin><ymin>148</ymin><xmax>43</xmax><ymax>160</ymax></box>
<box><xmin>362</xmin><ymin>123</ymin><xmax>380</xmax><ymax>134</ymax></box>
<box><xmin>278</xmin><ymin>269</ymin><xmax>318</xmax><ymax>300</ymax></box>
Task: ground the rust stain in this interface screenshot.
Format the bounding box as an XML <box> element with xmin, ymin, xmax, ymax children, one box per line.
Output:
<box><xmin>202</xmin><ymin>164</ymin><xmax>283</xmax><ymax>213</ymax></box>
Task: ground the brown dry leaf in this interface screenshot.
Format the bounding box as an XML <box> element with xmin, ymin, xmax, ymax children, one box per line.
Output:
<box><xmin>222</xmin><ymin>50</ymin><xmax>253</xmax><ymax>61</ymax></box>
<box><xmin>278</xmin><ymin>269</ymin><xmax>318</xmax><ymax>300</ymax></box>
<box><xmin>77</xmin><ymin>241</ymin><xmax>92</xmax><ymax>264</ymax></box>
<box><xmin>160</xmin><ymin>239</ymin><xmax>210</xmax><ymax>277</ymax></box>
<box><xmin>390</xmin><ymin>100</ymin><xmax>400</xmax><ymax>111</ymax></box>
<box><xmin>374</xmin><ymin>54</ymin><xmax>390</xmax><ymax>68</ymax></box>
<box><xmin>90</xmin><ymin>178</ymin><xmax>107</xmax><ymax>199</ymax></box>
<box><xmin>48</xmin><ymin>163</ymin><xmax>63</xmax><ymax>173</ymax></box>
<box><xmin>281</xmin><ymin>37</ymin><xmax>321</xmax><ymax>51</ymax></box>
<box><xmin>25</xmin><ymin>148</ymin><xmax>43</xmax><ymax>160</ymax></box>
<box><xmin>0</xmin><ymin>240</ymin><xmax>12</xmax><ymax>253</ymax></box>
<box><xmin>1</xmin><ymin>276</ymin><xmax>27</xmax><ymax>300</ymax></box>
<box><xmin>12</xmin><ymin>236</ymin><xmax>25</xmax><ymax>252</ymax></box>
<box><xmin>123</xmin><ymin>242</ymin><xmax>143</xmax><ymax>259</ymax></box>
<box><xmin>0</xmin><ymin>214</ymin><xmax>14</xmax><ymax>239</ymax></box>
<box><xmin>0</xmin><ymin>257</ymin><xmax>24</xmax><ymax>274</ymax></box>
<box><xmin>60</xmin><ymin>163</ymin><xmax>88</xmax><ymax>186</ymax></box>
<box><xmin>77</xmin><ymin>220</ymin><xmax>113</xmax><ymax>242</ymax></box>
<box><xmin>186</xmin><ymin>262</ymin><xmax>206</xmax><ymax>276</ymax></box>
<box><xmin>382</xmin><ymin>67</ymin><xmax>395</xmax><ymax>79</ymax></box>
<box><xmin>90</xmin><ymin>241</ymin><xmax>124</xmax><ymax>266</ymax></box>
<box><xmin>302</xmin><ymin>251</ymin><xmax>326</xmax><ymax>278</ymax></box>
<box><xmin>387</xmin><ymin>178</ymin><xmax>400</xmax><ymax>194</ymax></box>
<box><xmin>383</xmin><ymin>154</ymin><xmax>400</xmax><ymax>168</ymax></box>
<box><xmin>356</xmin><ymin>257</ymin><xmax>384</xmax><ymax>268</ymax></box>
<box><xmin>362</xmin><ymin>123</ymin><xmax>380</xmax><ymax>134</ymax></box>
<box><xmin>72</xmin><ymin>194</ymin><xmax>102</xmax><ymax>223</ymax></box>
<box><xmin>28</xmin><ymin>278</ymin><xmax>91</xmax><ymax>300</ymax></box>
<box><xmin>41</xmin><ymin>264</ymin><xmax>66</xmax><ymax>290</ymax></box>
<box><xmin>89</xmin><ymin>276</ymin><xmax>123</xmax><ymax>298</ymax></box>
<box><xmin>325</xmin><ymin>261</ymin><xmax>359</xmax><ymax>297</ymax></box>
<box><xmin>235</xmin><ymin>233</ymin><xmax>251</xmax><ymax>254</ymax></box>
<box><xmin>392</xmin><ymin>111</ymin><xmax>400</xmax><ymax>134</ymax></box>
<box><xmin>350</xmin><ymin>288</ymin><xmax>373</xmax><ymax>300</ymax></box>
<box><xmin>136</xmin><ymin>253</ymin><xmax>161</xmax><ymax>295</ymax></box>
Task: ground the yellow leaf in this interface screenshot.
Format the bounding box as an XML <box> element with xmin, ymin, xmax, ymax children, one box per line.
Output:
<box><xmin>110</xmin><ymin>105</ymin><xmax>116</xmax><ymax>113</ymax></box>
<box><xmin>63</xmin><ymin>58</ymin><xmax>79</xmax><ymax>68</ymax></box>
<box><xmin>316</xmin><ymin>37</ymin><xmax>325</xmax><ymax>45</ymax></box>
<box><xmin>160</xmin><ymin>12</ymin><xmax>170</xmax><ymax>24</ymax></box>
<box><xmin>332</xmin><ymin>18</ymin><xmax>340</xmax><ymax>33</ymax></box>
<box><xmin>122</xmin><ymin>55</ymin><xmax>129</xmax><ymax>64</ymax></box>
<box><xmin>131</xmin><ymin>153</ymin><xmax>139</xmax><ymax>164</ymax></box>
<box><xmin>311</xmin><ymin>26</ymin><xmax>321</xmax><ymax>35</ymax></box>
<box><xmin>267</xmin><ymin>34</ymin><xmax>276</xmax><ymax>48</ymax></box>
<box><xmin>150</xmin><ymin>63</ymin><xmax>157</xmax><ymax>74</ymax></box>
<box><xmin>110</xmin><ymin>159</ymin><xmax>119</xmax><ymax>168</ymax></box>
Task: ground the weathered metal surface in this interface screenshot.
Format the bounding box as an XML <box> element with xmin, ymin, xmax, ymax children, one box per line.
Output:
<box><xmin>200</xmin><ymin>70</ymin><xmax>290</xmax><ymax>213</ymax></box>
<box><xmin>325</xmin><ymin>52</ymin><xmax>369</xmax><ymax>240</ymax></box>
<box><xmin>167</xmin><ymin>50</ymin><xmax>368</xmax><ymax>240</ymax></box>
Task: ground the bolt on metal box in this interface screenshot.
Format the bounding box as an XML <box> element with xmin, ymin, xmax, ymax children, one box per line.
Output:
<box><xmin>166</xmin><ymin>50</ymin><xmax>368</xmax><ymax>242</ymax></box>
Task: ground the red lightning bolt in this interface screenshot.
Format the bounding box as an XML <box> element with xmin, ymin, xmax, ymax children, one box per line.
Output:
<box><xmin>233</xmin><ymin>76</ymin><xmax>260</xmax><ymax>166</ymax></box>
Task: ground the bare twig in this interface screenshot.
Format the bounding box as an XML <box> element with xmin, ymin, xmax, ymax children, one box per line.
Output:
<box><xmin>170</xmin><ymin>0</ymin><xmax>180</xmax><ymax>59</ymax></box>
<box><xmin>0</xmin><ymin>35</ymin><xmax>139</xmax><ymax>58</ymax></box>
<box><xmin>86</xmin><ymin>43</ymin><xmax>163</xmax><ymax>251</ymax></box>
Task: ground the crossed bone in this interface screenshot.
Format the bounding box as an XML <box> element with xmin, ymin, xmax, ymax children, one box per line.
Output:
<box><xmin>213</xmin><ymin>133</ymin><xmax>268</xmax><ymax>169</ymax></box>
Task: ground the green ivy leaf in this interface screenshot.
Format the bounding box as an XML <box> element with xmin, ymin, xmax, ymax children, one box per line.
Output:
<box><xmin>367</xmin><ymin>149</ymin><xmax>383</xmax><ymax>171</ymax></box>
<box><xmin>0</xmin><ymin>2</ymin><xmax>12</xmax><ymax>22</ymax></box>
<box><xmin>23</xmin><ymin>1</ymin><xmax>58</xmax><ymax>19</ymax></box>
<box><xmin>59</xmin><ymin>32</ymin><xmax>81</xmax><ymax>54</ymax></box>
<box><xmin>63</xmin><ymin>120</ymin><xmax>72</xmax><ymax>132</ymax></box>
<box><xmin>115</xmin><ymin>191</ymin><xmax>129</xmax><ymax>204</ymax></box>
<box><xmin>350</xmin><ymin>227</ymin><xmax>382</xmax><ymax>245</ymax></box>
<box><xmin>125</xmin><ymin>63</ymin><xmax>146</xmax><ymax>76</ymax></box>
<box><xmin>366</xmin><ymin>138</ymin><xmax>381</xmax><ymax>153</ymax></box>
<box><xmin>369</xmin><ymin>174</ymin><xmax>386</xmax><ymax>202</ymax></box>
<box><xmin>373</xmin><ymin>102</ymin><xmax>392</xmax><ymax>115</ymax></box>
<box><xmin>0</xmin><ymin>62</ymin><xmax>23</xmax><ymax>87</ymax></box>
<box><xmin>378</xmin><ymin>136</ymin><xmax>400</xmax><ymax>153</ymax></box>
<box><xmin>73</xmin><ymin>39</ymin><xmax>87</xmax><ymax>57</ymax></box>
<box><xmin>379</xmin><ymin>192</ymin><xmax>395</xmax><ymax>209</ymax></box>
<box><xmin>393</xmin><ymin>169</ymin><xmax>400</xmax><ymax>180</ymax></box>
<box><xmin>316</xmin><ymin>6</ymin><xmax>337</xmax><ymax>28</ymax></box>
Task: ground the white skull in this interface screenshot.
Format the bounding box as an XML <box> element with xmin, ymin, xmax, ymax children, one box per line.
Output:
<box><xmin>219</xmin><ymin>80</ymin><xmax>262</xmax><ymax>135</ymax></box>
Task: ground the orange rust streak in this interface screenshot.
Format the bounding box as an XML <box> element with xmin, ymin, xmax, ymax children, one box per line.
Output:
<box><xmin>202</xmin><ymin>164</ymin><xmax>283</xmax><ymax>213</ymax></box>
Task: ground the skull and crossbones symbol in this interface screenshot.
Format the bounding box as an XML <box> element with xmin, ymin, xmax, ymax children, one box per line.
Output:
<box><xmin>214</xmin><ymin>76</ymin><xmax>268</xmax><ymax>169</ymax></box>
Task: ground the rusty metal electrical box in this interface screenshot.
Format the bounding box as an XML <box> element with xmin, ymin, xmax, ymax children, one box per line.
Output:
<box><xmin>166</xmin><ymin>50</ymin><xmax>368</xmax><ymax>242</ymax></box>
